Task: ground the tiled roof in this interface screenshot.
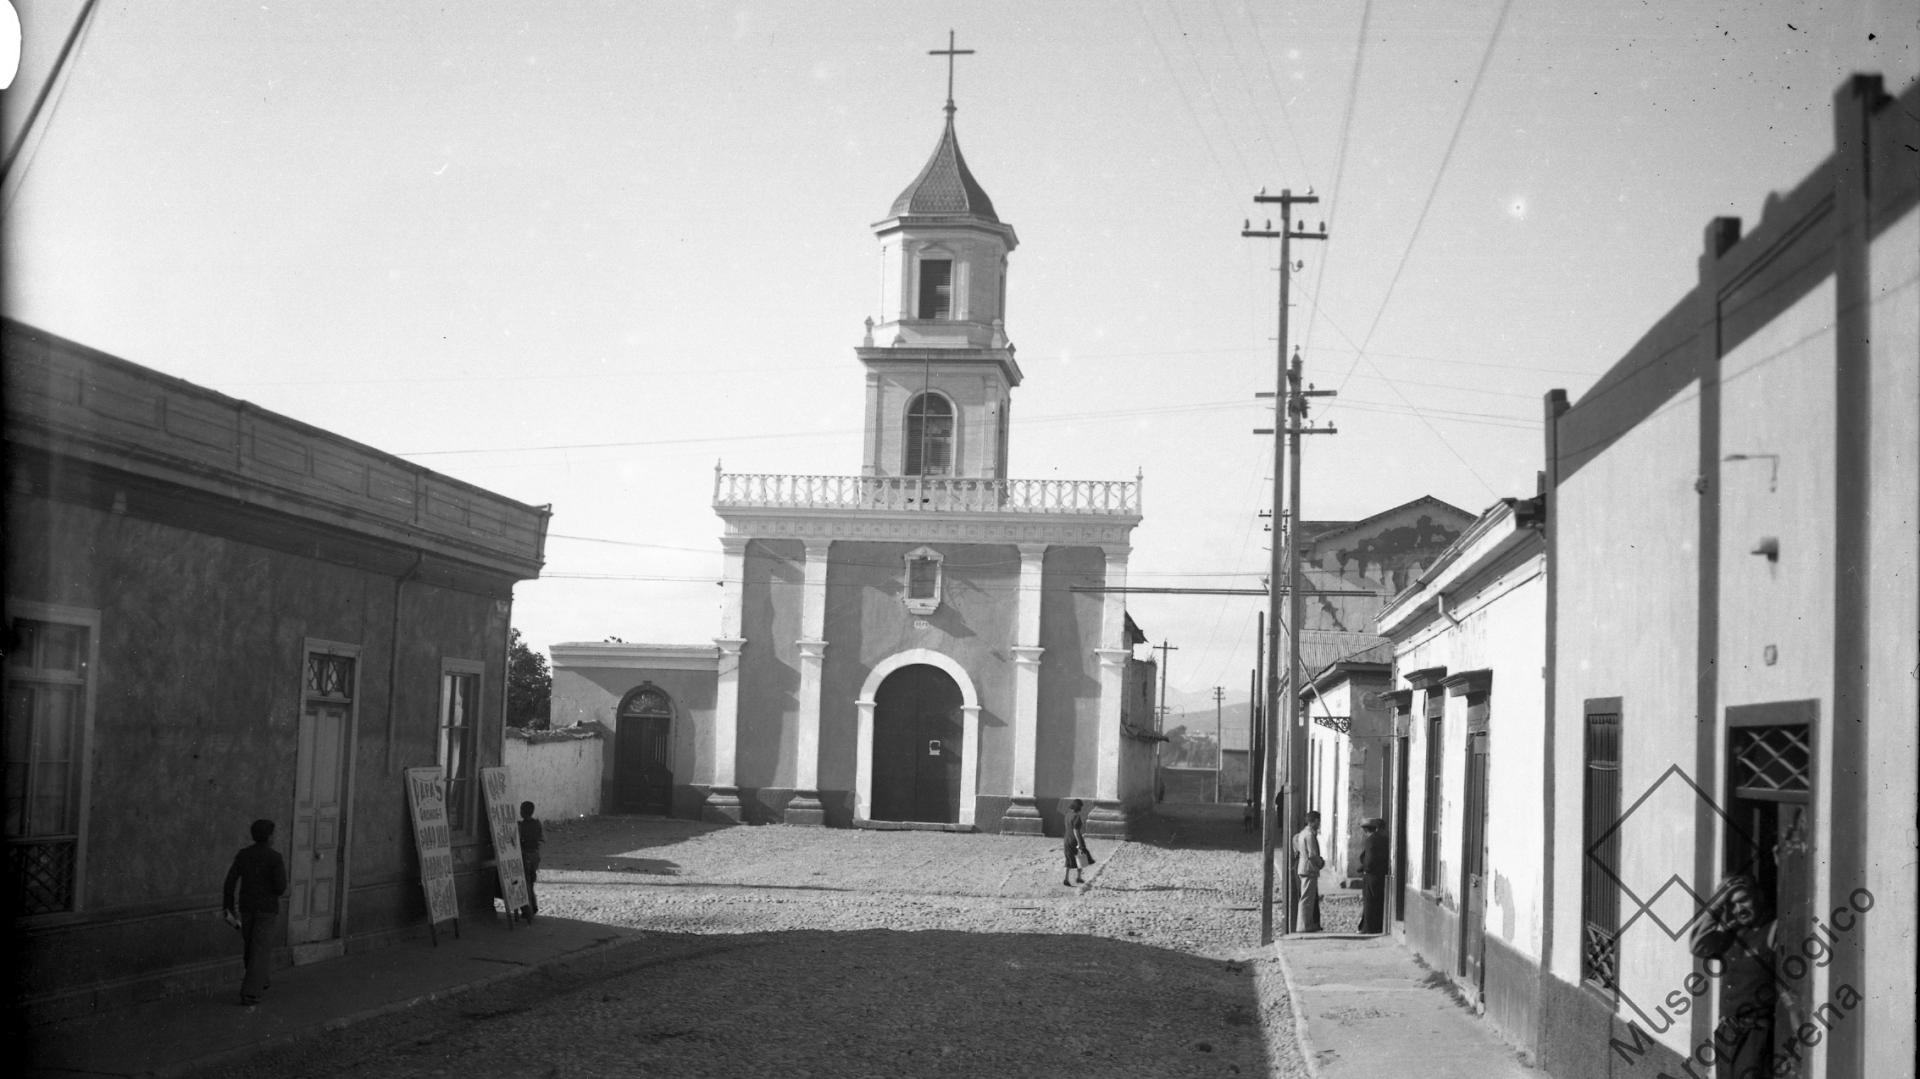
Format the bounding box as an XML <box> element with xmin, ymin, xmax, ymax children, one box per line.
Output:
<box><xmin>888</xmin><ymin>117</ymin><xmax>1000</xmax><ymax>222</ymax></box>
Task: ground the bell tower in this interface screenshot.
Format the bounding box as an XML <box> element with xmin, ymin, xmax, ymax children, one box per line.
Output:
<box><xmin>859</xmin><ymin>33</ymin><xmax>1021</xmax><ymax>481</ymax></box>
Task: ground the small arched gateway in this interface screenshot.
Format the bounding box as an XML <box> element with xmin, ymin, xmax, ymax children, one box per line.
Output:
<box><xmin>614</xmin><ymin>684</ymin><xmax>674</xmax><ymax>815</ymax></box>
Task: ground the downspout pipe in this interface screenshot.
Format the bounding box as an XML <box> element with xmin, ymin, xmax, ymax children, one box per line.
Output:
<box><xmin>1437</xmin><ymin>591</ymin><xmax>1463</xmax><ymax>628</ymax></box>
<box><xmin>385</xmin><ymin>550</ymin><xmax>426</xmax><ymax>770</ymax></box>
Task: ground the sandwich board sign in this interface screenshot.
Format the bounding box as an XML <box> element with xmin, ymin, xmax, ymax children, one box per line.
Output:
<box><xmin>404</xmin><ymin>767</ymin><xmax>460</xmax><ymax>942</ymax></box>
<box><xmin>480</xmin><ymin>766</ymin><xmax>529</xmax><ymax>926</ymax></box>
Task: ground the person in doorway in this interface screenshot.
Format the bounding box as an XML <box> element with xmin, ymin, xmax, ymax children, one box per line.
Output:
<box><xmin>222</xmin><ymin>819</ymin><xmax>288</xmax><ymax>1006</ymax></box>
<box><xmin>1689</xmin><ymin>874</ymin><xmax>1781</xmax><ymax>1079</ymax></box>
<box><xmin>1293</xmin><ymin>810</ymin><xmax>1325</xmax><ymax>932</ymax></box>
<box><xmin>1062</xmin><ymin>799</ymin><xmax>1094</xmax><ymax>886</ymax></box>
<box><xmin>1357</xmin><ymin>817</ymin><xmax>1389</xmax><ymax>933</ymax></box>
<box><xmin>518</xmin><ymin>801</ymin><xmax>544</xmax><ymax>923</ymax></box>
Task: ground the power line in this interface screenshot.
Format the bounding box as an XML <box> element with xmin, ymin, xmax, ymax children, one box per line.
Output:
<box><xmin>1331</xmin><ymin>0</ymin><xmax>1516</xmax><ymax>397</ymax></box>
<box><xmin>1300</xmin><ymin>0</ymin><xmax>1373</xmax><ymax>360</ymax></box>
<box><xmin>1136</xmin><ymin>0</ymin><xmax>1244</xmax><ymax>202</ymax></box>
<box><xmin>1232</xmin><ymin>0</ymin><xmax>1315</xmax><ymax>185</ymax></box>
<box><xmin>1168</xmin><ymin>2</ymin><xmax>1257</xmax><ymax>185</ymax></box>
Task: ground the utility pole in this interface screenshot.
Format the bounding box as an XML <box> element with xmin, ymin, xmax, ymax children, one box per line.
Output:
<box><xmin>1153</xmin><ymin>639</ymin><xmax>1179</xmax><ymax>735</ymax></box>
<box><xmin>1253</xmin><ymin>611</ymin><xmax>1265</xmax><ymax>803</ymax></box>
<box><xmin>1284</xmin><ymin>348</ymin><xmax>1337</xmax><ymax>932</ymax></box>
<box><xmin>1212</xmin><ymin>686</ymin><xmax>1226</xmax><ymax>804</ymax></box>
<box><xmin>1247</xmin><ymin>665</ymin><xmax>1259</xmax><ymax>810</ymax></box>
<box><xmin>1244</xmin><ymin>190</ymin><xmax>1328</xmax><ymax>944</ymax></box>
<box><xmin>1153</xmin><ymin>639</ymin><xmax>1179</xmax><ymax>801</ymax></box>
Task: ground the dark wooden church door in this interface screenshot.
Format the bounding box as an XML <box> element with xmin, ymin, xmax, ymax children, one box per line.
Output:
<box><xmin>871</xmin><ymin>665</ymin><xmax>962</xmax><ymax>823</ymax></box>
<box><xmin>616</xmin><ymin>686</ymin><xmax>674</xmax><ymax>815</ymax></box>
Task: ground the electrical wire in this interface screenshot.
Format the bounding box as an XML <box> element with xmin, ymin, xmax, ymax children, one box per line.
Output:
<box><xmin>1231</xmin><ymin>0</ymin><xmax>1315</xmax><ymax>184</ymax></box>
<box><xmin>1168</xmin><ymin>2</ymin><xmax>1258</xmax><ymax>187</ymax></box>
<box><xmin>1136</xmin><ymin>0</ymin><xmax>1246</xmax><ymax>203</ymax></box>
<box><xmin>1330</xmin><ymin>0</ymin><xmax>1517</xmax><ymax>397</ymax></box>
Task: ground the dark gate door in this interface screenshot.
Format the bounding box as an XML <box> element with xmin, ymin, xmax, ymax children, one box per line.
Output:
<box><xmin>871</xmin><ymin>665</ymin><xmax>962</xmax><ymax>823</ymax></box>
<box><xmin>1725</xmin><ymin>712</ymin><xmax>1815</xmax><ymax>1079</ymax></box>
<box><xmin>1459</xmin><ymin>729</ymin><xmax>1489</xmax><ymax>991</ymax></box>
<box><xmin>1393</xmin><ymin>733</ymin><xmax>1410</xmax><ymax>921</ymax></box>
<box><xmin>616</xmin><ymin>687</ymin><xmax>674</xmax><ymax>815</ymax></box>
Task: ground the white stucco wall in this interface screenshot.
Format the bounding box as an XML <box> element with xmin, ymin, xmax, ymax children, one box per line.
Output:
<box><xmin>503</xmin><ymin>733</ymin><xmax>605</xmax><ymax>821</ymax></box>
<box><xmin>1383</xmin><ymin>521</ymin><xmax>1546</xmax><ymax>961</ymax></box>
<box><xmin>1548</xmin><ymin>391</ymin><xmax>1701</xmax><ymax>1037</ymax></box>
<box><xmin>1716</xmin><ymin>276</ymin><xmax>1842</xmax><ymax>1045</ymax></box>
<box><xmin>1862</xmin><ymin>205</ymin><xmax>1918</xmax><ymax>1074</ymax></box>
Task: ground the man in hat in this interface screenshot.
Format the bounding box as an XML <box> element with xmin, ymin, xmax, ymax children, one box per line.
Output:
<box><xmin>1293</xmin><ymin>810</ymin><xmax>1325</xmax><ymax>932</ymax></box>
<box><xmin>1358</xmin><ymin>817</ymin><xmax>1390</xmax><ymax>933</ymax></box>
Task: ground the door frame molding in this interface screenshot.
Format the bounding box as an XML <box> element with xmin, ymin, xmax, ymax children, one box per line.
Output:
<box><xmin>854</xmin><ymin>649</ymin><xmax>981</xmax><ymax>827</ymax></box>
<box><xmin>292</xmin><ymin>637</ymin><xmax>360</xmax><ymax>965</ymax></box>
<box><xmin>614</xmin><ymin>683</ymin><xmax>676</xmax><ymax>814</ymax></box>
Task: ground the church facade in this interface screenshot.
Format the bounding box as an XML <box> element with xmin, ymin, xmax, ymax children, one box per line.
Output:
<box><xmin>553</xmin><ymin>94</ymin><xmax>1156</xmax><ymax>837</ymax></box>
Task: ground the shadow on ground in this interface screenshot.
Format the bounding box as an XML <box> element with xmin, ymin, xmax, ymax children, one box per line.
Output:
<box><xmin>542</xmin><ymin>815</ymin><xmax>729</xmax><ymax>873</ymax></box>
<box><xmin>193</xmin><ymin>927</ymin><xmax>1272</xmax><ymax>1079</ymax></box>
<box><xmin>1129</xmin><ymin>802</ymin><xmax>1265</xmax><ymax>852</ymax></box>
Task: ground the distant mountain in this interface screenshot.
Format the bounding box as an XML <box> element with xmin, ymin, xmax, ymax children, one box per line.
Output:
<box><xmin>1163</xmin><ymin>700</ymin><xmax>1257</xmax><ymax>752</ymax></box>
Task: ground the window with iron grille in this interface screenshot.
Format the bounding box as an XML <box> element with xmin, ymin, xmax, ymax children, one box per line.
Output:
<box><xmin>5</xmin><ymin>614</ymin><xmax>92</xmax><ymax>916</ymax></box>
<box><xmin>1581</xmin><ymin>704</ymin><xmax>1623</xmax><ymax>990</ymax></box>
<box><xmin>439</xmin><ymin>664</ymin><xmax>482</xmax><ymax>835</ymax></box>
<box><xmin>1729</xmin><ymin>723</ymin><xmax>1811</xmax><ymax>801</ymax></box>
<box><xmin>905</xmin><ymin>393</ymin><xmax>955</xmax><ymax>476</ymax></box>
<box><xmin>917</xmin><ymin>258</ymin><xmax>953</xmax><ymax>319</ymax></box>
<box><xmin>1420</xmin><ymin>700</ymin><xmax>1443</xmax><ymax>890</ymax></box>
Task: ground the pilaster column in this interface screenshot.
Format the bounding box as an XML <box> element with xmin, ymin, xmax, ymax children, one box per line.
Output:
<box><xmin>1088</xmin><ymin>545</ymin><xmax>1131</xmax><ymax>836</ymax></box>
<box><xmin>1001</xmin><ymin>542</ymin><xmax>1049</xmax><ymax>835</ymax></box>
<box><xmin>703</xmin><ymin>536</ymin><xmax>749</xmax><ymax>823</ymax></box>
<box><xmin>789</xmin><ymin>542</ymin><xmax>831</xmax><ymax>825</ymax></box>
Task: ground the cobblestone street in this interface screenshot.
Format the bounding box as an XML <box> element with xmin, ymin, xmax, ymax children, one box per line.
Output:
<box><xmin>191</xmin><ymin>806</ymin><xmax>1349</xmax><ymax>1078</ymax></box>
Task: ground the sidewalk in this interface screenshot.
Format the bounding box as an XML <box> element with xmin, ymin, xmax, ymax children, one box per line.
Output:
<box><xmin>1275</xmin><ymin>933</ymin><xmax>1545</xmax><ymax>1078</ymax></box>
<box><xmin>24</xmin><ymin>913</ymin><xmax>644</xmax><ymax>1079</ymax></box>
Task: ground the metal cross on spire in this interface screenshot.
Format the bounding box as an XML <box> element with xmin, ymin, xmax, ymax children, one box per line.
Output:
<box><xmin>928</xmin><ymin>29</ymin><xmax>974</xmax><ymax>118</ymax></box>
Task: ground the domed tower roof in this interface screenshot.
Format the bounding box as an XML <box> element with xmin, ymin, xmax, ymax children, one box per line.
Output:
<box><xmin>888</xmin><ymin>115</ymin><xmax>1000</xmax><ymax>222</ymax></box>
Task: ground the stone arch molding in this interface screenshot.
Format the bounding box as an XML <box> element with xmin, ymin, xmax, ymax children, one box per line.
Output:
<box><xmin>855</xmin><ymin>648</ymin><xmax>982</xmax><ymax>827</ymax></box>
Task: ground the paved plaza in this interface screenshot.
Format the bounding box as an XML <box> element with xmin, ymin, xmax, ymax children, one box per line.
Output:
<box><xmin>29</xmin><ymin>806</ymin><xmax>1543</xmax><ymax>1078</ymax></box>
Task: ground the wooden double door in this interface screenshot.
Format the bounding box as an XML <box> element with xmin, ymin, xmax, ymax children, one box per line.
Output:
<box><xmin>871</xmin><ymin>665</ymin><xmax>962</xmax><ymax>824</ymax></box>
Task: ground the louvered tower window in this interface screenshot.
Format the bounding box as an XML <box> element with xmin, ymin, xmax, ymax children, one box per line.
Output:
<box><xmin>905</xmin><ymin>393</ymin><xmax>954</xmax><ymax>476</ymax></box>
<box><xmin>917</xmin><ymin>259</ymin><xmax>953</xmax><ymax>319</ymax></box>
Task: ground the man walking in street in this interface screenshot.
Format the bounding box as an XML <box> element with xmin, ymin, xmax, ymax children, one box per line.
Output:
<box><xmin>1293</xmin><ymin>809</ymin><xmax>1324</xmax><ymax>932</ymax></box>
<box><xmin>222</xmin><ymin>818</ymin><xmax>288</xmax><ymax>1006</ymax></box>
<box><xmin>1358</xmin><ymin>817</ymin><xmax>1389</xmax><ymax>933</ymax></box>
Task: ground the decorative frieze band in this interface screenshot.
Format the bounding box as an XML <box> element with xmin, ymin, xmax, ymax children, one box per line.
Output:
<box><xmin>717</xmin><ymin>511</ymin><xmax>1137</xmax><ymax>547</ymax></box>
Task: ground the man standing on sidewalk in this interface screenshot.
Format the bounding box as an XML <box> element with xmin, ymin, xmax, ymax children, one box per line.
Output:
<box><xmin>1293</xmin><ymin>810</ymin><xmax>1325</xmax><ymax>932</ymax></box>
<box><xmin>1357</xmin><ymin>817</ymin><xmax>1389</xmax><ymax>933</ymax></box>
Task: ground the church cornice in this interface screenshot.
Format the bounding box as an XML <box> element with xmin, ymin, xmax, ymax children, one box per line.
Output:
<box><xmin>871</xmin><ymin>214</ymin><xmax>1018</xmax><ymax>249</ymax></box>
<box><xmin>856</xmin><ymin>345</ymin><xmax>1022</xmax><ymax>386</ymax></box>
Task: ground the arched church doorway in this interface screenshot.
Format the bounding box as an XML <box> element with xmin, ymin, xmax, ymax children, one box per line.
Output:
<box><xmin>614</xmin><ymin>685</ymin><xmax>673</xmax><ymax>815</ymax></box>
<box><xmin>871</xmin><ymin>664</ymin><xmax>963</xmax><ymax>823</ymax></box>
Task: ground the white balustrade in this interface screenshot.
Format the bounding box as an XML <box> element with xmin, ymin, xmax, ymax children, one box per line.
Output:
<box><xmin>712</xmin><ymin>472</ymin><xmax>1141</xmax><ymax>515</ymax></box>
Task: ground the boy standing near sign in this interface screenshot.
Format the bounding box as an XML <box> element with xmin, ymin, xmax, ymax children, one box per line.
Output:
<box><xmin>222</xmin><ymin>819</ymin><xmax>287</xmax><ymax>1006</ymax></box>
<box><xmin>518</xmin><ymin>801</ymin><xmax>543</xmax><ymax>923</ymax></box>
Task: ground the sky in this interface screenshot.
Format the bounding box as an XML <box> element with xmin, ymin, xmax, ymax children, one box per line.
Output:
<box><xmin>4</xmin><ymin>1</ymin><xmax>1915</xmax><ymax>706</ymax></box>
